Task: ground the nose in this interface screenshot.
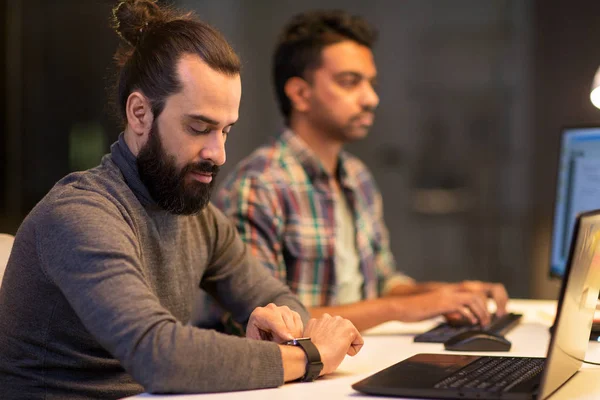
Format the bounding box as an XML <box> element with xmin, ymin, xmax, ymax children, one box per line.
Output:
<box><xmin>200</xmin><ymin>131</ymin><xmax>226</xmax><ymax>166</ymax></box>
<box><xmin>361</xmin><ymin>81</ymin><xmax>379</xmax><ymax>110</ymax></box>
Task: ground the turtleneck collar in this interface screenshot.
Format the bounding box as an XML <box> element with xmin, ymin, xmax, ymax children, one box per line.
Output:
<box><xmin>110</xmin><ymin>133</ymin><xmax>156</xmax><ymax>207</ymax></box>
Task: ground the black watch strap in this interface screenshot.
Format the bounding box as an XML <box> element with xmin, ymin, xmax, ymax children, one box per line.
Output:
<box><xmin>285</xmin><ymin>337</ymin><xmax>323</xmax><ymax>382</ymax></box>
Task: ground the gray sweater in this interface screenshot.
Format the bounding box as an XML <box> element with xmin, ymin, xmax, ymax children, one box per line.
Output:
<box><xmin>0</xmin><ymin>135</ymin><xmax>309</xmax><ymax>399</ymax></box>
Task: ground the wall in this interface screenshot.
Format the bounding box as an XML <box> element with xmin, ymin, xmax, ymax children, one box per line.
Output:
<box><xmin>531</xmin><ymin>0</ymin><xmax>600</xmax><ymax>298</ymax></box>
<box><xmin>6</xmin><ymin>1</ymin><xmax>599</xmax><ymax>299</ymax></box>
<box><xmin>182</xmin><ymin>0</ymin><xmax>534</xmax><ymax>297</ymax></box>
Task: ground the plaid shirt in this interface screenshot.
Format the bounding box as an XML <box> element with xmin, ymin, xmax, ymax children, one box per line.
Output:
<box><xmin>215</xmin><ymin>131</ymin><xmax>409</xmax><ymax>307</ymax></box>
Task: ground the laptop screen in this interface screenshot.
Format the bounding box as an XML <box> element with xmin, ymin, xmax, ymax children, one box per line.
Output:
<box><xmin>539</xmin><ymin>209</ymin><xmax>600</xmax><ymax>398</ymax></box>
<box><xmin>550</xmin><ymin>127</ymin><xmax>600</xmax><ymax>278</ymax></box>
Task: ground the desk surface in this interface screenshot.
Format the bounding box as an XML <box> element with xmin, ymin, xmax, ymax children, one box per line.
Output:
<box><xmin>124</xmin><ymin>299</ymin><xmax>600</xmax><ymax>400</ymax></box>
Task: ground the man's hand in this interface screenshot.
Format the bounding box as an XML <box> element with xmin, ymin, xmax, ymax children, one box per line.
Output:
<box><xmin>442</xmin><ymin>281</ymin><xmax>508</xmax><ymax>325</ymax></box>
<box><xmin>303</xmin><ymin>314</ymin><xmax>363</xmax><ymax>376</ymax></box>
<box><xmin>246</xmin><ymin>303</ymin><xmax>303</xmax><ymax>343</ymax></box>
<box><xmin>392</xmin><ymin>286</ymin><xmax>491</xmax><ymax>325</ymax></box>
<box><xmin>455</xmin><ymin>280</ymin><xmax>508</xmax><ymax>315</ymax></box>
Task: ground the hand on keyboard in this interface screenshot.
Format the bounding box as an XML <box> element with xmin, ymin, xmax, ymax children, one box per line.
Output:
<box><xmin>392</xmin><ymin>286</ymin><xmax>492</xmax><ymax>325</ymax></box>
<box><xmin>413</xmin><ymin>313</ymin><xmax>523</xmax><ymax>343</ymax></box>
<box><xmin>445</xmin><ymin>313</ymin><xmax>503</xmax><ymax>329</ymax></box>
<box><xmin>441</xmin><ymin>281</ymin><xmax>509</xmax><ymax>326</ymax></box>
<box><xmin>444</xmin><ymin>312</ymin><xmax>482</xmax><ymax>327</ymax></box>
<box><xmin>451</xmin><ymin>281</ymin><xmax>509</xmax><ymax>316</ymax></box>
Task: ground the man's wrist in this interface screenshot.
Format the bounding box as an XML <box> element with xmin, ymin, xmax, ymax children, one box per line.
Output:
<box><xmin>284</xmin><ymin>337</ymin><xmax>323</xmax><ymax>381</ymax></box>
<box><xmin>280</xmin><ymin>344</ymin><xmax>307</xmax><ymax>382</ymax></box>
<box><xmin>388</xmin><ymin>296</ymin><xmax>406</xmax><ymax>320</ymax></box>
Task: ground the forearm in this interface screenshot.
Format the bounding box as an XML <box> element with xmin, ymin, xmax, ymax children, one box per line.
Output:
<box><xmin>385</xmin><ymin>281</ymin><xmax>447</xmax><ymax>296</ymax></box>
<box><xmin>204</xmin><ymin>208</ymin><xmax>311</xmax><ymax>325</ymax></box>
<box><xmin>308</xmin><ymin>298</ymin><xmax>396</xmax><ymax>332</ymax></box>
<box><xmin>125</xmin><ymin>323</ymin><xmax>286</xmax><ymax>393</ymax></box>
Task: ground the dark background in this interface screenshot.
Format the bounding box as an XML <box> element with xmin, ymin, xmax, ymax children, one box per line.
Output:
<box><xmin>2</xmin><ymin>0</ymin><xmax>600</xmax><ymax>299</ymax></box>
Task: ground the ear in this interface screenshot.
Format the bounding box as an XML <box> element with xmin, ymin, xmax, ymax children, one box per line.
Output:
<box><xmin>125</xmin><ymin>91</ymin><xmax>153</xmax><ymax>137</ymax></box>
<box><xmin>284</xmin><ymin>77</ymin><xmax>312</xmax><ymax>114</ymax></box>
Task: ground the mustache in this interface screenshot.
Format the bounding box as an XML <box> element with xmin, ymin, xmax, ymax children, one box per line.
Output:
<box><xmin>350</xmin><ymin>107</ymin><xmax>376</xmax><ymax>122</ymax></box>
<box><xmin>184</xmin><ymin>161</ymin><xmax>220</xmax><ymax>175</ymax></box>
<box><xmin>360</xmin><ymin>105</ymin><xmax>376</xmax><ymax>114</ymax></box>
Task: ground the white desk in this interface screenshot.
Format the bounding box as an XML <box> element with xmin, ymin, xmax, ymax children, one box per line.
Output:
<box><xmin>125</xmin><ymin>299</ymin><xmax>600</xmax><ymax>399</ymax></box>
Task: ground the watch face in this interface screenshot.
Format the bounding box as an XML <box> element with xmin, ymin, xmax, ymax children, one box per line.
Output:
<box><xmin>285</xmin><ymin>337</ymin><xmax>311</xmax><ymax>346</ymax></box>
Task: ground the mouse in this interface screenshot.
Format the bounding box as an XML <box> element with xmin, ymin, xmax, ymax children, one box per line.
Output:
<box><xmin>444</xmin><ymin>331</ymin><xmax>512</xmax><ymax>352</ymax></box>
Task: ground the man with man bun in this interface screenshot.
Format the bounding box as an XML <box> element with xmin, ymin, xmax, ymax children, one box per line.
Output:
<box><xmin>0</xmin><ymin>1</ymin><xmax>362</xmax><ymax>399</ymax></box>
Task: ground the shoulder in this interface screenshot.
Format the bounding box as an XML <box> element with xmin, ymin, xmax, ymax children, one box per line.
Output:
<box><xmin>220</xmin><ymin>139</ymin><xmax>297</xmax><ymax>194</ymax></box>
<box><xmin>54</xmin><ymin>156</ymin><xmax>132</xmax><ymax>204</ymax></box>
<box><xmin>30</xmin><ymin>162</ymin><xmax>136</xmax><ymax>236</ymax></box>
<box><xmin>14</xmin><ymin>168</ymin><xmax>139</xmax><ymax>273</ymax></box>
<box><xmin>341</xmin><ymin>151</ymin><xmax>380</xmax><ymax>193</ymax></box>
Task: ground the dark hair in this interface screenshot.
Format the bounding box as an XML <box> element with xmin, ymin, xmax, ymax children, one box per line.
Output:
<box><xmin>111</xmin><ymin>0</ymin><xmax>241</xmax><ymax>124</ymax></box>
<box><xmin>273</xmin><ymin>10</ymin><xmax>377</xmax><ymax>125</ymax></box>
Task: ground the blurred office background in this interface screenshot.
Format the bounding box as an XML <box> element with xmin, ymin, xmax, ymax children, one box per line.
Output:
<box><xmin>2</xmin><ymin>0</ymin><xmax>600</xmax><ymax>299</ymax></box>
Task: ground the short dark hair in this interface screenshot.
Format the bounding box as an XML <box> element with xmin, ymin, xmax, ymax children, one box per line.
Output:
<box><xmin>111</xmin><ymin>0</ymin><xmax>241</xmax><ymax>125</ymax></box>
<box><xmin>273</xmin><ymin>10</ymin><xmax>377</xmax><ymax>125</ymax></box>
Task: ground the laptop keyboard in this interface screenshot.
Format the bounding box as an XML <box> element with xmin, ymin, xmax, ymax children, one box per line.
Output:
<box><xmin>434</xmin><ymin>356</ymin><xmax>545</xmax><ymax>393</ymax></box>
<box><xmin>414</xmin><ymin>312</ymin><xmax>523</xmax><ymax>343</ymax></box>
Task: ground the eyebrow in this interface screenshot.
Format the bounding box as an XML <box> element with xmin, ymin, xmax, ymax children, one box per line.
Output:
<box><xmin>186</xmin><ymin>114</ymin><xmax>220</xmax><ymax>125</ymax></box>
<box><xmin>334</xmin><ymin>71</ymin><xmax>362</xmax><ymax>79</ymax></box>
<box><xmin>185</xmin><ymin>114</ymin><xmax>237</xmax><ymax>127</ymax></box>
<box><xmin>333</xmin><ymin>71</ymin><xmax>378</xmax><ymax>82</ymax></box>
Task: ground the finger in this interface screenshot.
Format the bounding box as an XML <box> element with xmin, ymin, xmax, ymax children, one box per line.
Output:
<box><xmin>444</xmin><ymin>311</ymin><xmax>470</xmax><ymax>326</ymax></box>
<box><xmin>303</xmin><ymin>318</ymin><xmax>317</xmax><ymax>336</ymax></box>
<box><xmin>468</xmin><ymin>280</ymin><xmax>484</xmax><ymax>290</ymax></box>
<box><xmin>348</xmin><ymin>330</ymin><xmax>364</xmax><ymax>356</ymax></box>
<box><xmin>259</xmin><ymin>330</ymin><xmax>274</xmax><ymax>341</ymax></box>
<box><xmin>281</xmin><ymin>309</ymin><xmax>303</xmax><ymax>339</ymax></box>
<box><xmin>271</xmin><ymin>315</ymin><xmax>295</xmax><ymax>343</ymax></box>
<box><xmin>490</xmin><ymin>284</ymin><xmax>509</xmax><ymax>315</ymax></box>
<box><xmin>440</xmin><ymin>283</ymin><xmax>461</xmax><ymax>294</ymax></box>
<box><xmin>458</xmin><ymin>280</ymin><xmax>483</xmax><ymax>293</ymax></box>
<box><xmin>253</xmin><ymin>309</ymin><xmax>294</xmax><ymax>342</ymax></box>
<box><xmin>246</xmin><ymin>311</ymin><xmax>262</xmax><ymax>340</ymax></box>
<box><xmin>245</xmin><ymin>324</ymin><xmax>261</xmax><ymax>340</ymax></box>
<box><xmin>248</xmin><ymin>322</ymin><xmax>275</xmax><ymax>341</ymax></box>
<box><xmin>291</xmin><ymin>311</ymin><xmax>304</xmax><ymax>337</ymax></box>
<box><xmin>456</xmin><ymin>304</ymin><xmax>478</xmax><ymax>325</ymax></box>
<box><xmin>466</xmin><ymin>293</ymin><xmax>491</xmax><ymax>326</ymax></box>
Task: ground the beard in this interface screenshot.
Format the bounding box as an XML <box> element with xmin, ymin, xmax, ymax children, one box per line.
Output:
<box><xmin>312</xmin><ymin>105</ymin><xmax>376</xmax><ymax>143</ymax></box>
<box><xmin>136</xmin><ymin>123</ymin><xmax>219</xmax><ymax>215</ymax></box>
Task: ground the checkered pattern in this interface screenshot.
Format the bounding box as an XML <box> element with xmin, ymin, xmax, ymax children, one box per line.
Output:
<box><xmin>215</xmin><ymin>130</ymin><xmax>408</xmax><ymax>307</ymax></box>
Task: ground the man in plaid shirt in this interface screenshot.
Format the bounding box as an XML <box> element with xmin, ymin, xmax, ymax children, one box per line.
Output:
<box><xmin>214</xmin><ymin>10</ymin><xmax>509</xmax><ymax>331</ymax></box>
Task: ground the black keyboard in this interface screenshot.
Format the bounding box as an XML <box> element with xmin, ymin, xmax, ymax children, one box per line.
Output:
<box><xmin>413</xmin><ymin>312</ymin><xmax>523</xmax><ymax>343</ymax></box>
<box><xmin>433</xmin><ymin>356</ymin><xmax>544</xmax><ymax>393</ymax></box>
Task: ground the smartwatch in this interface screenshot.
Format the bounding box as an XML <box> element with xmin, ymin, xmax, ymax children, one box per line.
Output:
<box><xmin>284</xmin><ymin>337</ymin><xmax>323</xmax><ymax>382</ymax></box>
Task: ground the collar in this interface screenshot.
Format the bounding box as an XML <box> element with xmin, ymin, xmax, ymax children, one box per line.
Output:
<box><xmin>279</xmin><ymin>130</ymin><xmax>354</xmax><ymax>188</ymax></box>
<box><xmin>110</xmin><ymin>133</ymin><xmax>156</xmax><ymax>207</ymax></box>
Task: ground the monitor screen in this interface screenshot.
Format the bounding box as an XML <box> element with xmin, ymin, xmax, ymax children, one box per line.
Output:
<box><xmin>550</xmin><ymin>126</ymin><xmax>600</xmax><ymax>278</ymax></box>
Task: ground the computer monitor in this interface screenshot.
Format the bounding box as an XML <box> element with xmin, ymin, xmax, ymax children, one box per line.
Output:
<box><xmin>550</xmin><ymin>126</ymin><xmax>600</xmax><ymax>278</ymax></box>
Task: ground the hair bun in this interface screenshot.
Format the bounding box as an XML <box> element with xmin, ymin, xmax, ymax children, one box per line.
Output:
<box><xmin>112</xmin><ymin>0</ymin><xmax>163</xmax><ymax>47</ymax></box>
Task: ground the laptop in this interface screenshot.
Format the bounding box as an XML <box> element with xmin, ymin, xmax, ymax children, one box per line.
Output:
<box><xmin>352</xmin><ymin>209</ymin><xmax>600</xmax><ymax>399</ymax></box>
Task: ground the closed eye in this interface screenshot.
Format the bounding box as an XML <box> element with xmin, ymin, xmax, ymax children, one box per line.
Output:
<box><xmin>338</xmin><ymin>77</ymin><xmax>361</xmax><ymax>88</ymax></box>
<box><xmin>190</xmin><ymin>126</ymin><xmax>211</xmax><ymax>135</ymax></box>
